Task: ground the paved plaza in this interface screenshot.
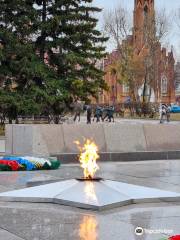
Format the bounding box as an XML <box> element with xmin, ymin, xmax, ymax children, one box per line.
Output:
<box><xmin>0</xmin><ymin>160</ymin><xmax>180</xmax><ymax>240</ymax></box>
<box><xmin>69</xmin><ymin>116</ymin><xmax>180</xmax><ymax>125</ymax></box>
<box><xmin>1</xmin><ymin>0</ymin><xmax>180</xmax><ymax>239</ymax></box>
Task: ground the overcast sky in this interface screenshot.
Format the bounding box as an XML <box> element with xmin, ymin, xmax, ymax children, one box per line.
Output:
<box><xmin>93</xmin><ymin>0</ymin><xmax>180</xmax><ymax>60</ymax></box>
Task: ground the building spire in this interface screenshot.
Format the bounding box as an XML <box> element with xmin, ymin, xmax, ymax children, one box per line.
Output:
<box><xmin>135</xmin><ymin>0</ymin><xmax>154</xmax><ymax>7</ymax></box>
<box><xmin>133</xmin><ymin>0</ymin><xmax>155</xmax><ymax>51</ymax></box>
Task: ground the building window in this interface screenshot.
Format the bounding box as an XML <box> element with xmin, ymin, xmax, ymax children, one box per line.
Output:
<box><xmin>161</xmin><ymin>75</ymin><xmax>168</xmax><ymax>94</ymax></box>
<box><xmin>122</xmin><ymin>84</ymin><xmax>129</xmax><ymax>93</ymax></box>
<box><xmin>144</xmin><ymin>5</ymin><xmax>148</xmax><ymax>18</ymax></box>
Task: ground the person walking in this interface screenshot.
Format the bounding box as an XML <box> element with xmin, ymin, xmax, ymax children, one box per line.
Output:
<box><xmin>94</xmin><ymin>106</ymin><xmax>103</xmax><ymax>122</ymax></box>
<box><xmin>86</xmin><ymin>105</ymin><xmax>92</xmax><ymax>124</ymax></box>
<box><xmin>73</xmin><ymin>100</ymin><xmax>82</xmax><ymax>122</ymax></box>
<box><xmin>166</xmin><ymin>104</ymin><xmax>171</xmax><ymax>122</ymax></box>
<box><xmin>108</xmin><ymin>105</ymin><xmax>115</xmax><ymax>122</ymax></box>
<box><xmin>102</xmin><ymin>105</ymin><xmax>109</xmax><ymax>122</ymax></box>
<box><xmin>99</xmin><ymin>106</ymin><xmax>103</xmax><ymax>122</ymax></box>
<box><xmin>103</xmin><ymin>105</ymin><xmax>115</xmax><ymax>122</ymax></box>
<box><xmin>159</xmin><ymin>104</ymin><xmax>167</xmax><ymax>124</ymax></box>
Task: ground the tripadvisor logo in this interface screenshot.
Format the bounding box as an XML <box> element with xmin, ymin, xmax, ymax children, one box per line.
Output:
<box><xmin>135</xmin><ymin>227</ymin><xmax>144</xmax><ymax>236</ymax></box>
<box><xmin>134</xmin><ymin>227</ymin><xmax>180</xmax><ymax>239</ymax></box>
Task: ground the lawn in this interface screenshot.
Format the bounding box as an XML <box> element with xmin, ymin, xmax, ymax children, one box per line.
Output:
<box><xmin>123</xmin><ymin>112</ymin><xmax>180</xmax><ymax>121</ymax></box>
<box><xmin>170</xmin><ymin>113</ymin><xmax>180</xmax><ymax>121</ymax></box>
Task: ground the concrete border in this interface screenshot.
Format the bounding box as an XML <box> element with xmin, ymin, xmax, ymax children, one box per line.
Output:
<box><xmin>52</xmin><ymin>151</ymin><xmax>180</xmax><ymax>163</ymax></box>
<box><xmin>5</xmin><ymin>123</ymin><xmax>180</xmax><ymax>157</ymax></box>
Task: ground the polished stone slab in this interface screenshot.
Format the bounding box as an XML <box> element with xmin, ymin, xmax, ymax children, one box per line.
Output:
<box><xmin>54</xmin><ymin>181</ymin><xmax>131</xmax><ymax>210</ymax></box>
<box><xmin>0</xmin><ymin>179</ymin><xmax>180</xmax><ymax>210</ymax></box>
<box><xmin>0</xmin><ymin>229</ymin><xmax>24</xmax><ymax>240</ymax></box>
<box><xmin>0</xmin><ymin>160</ymin><xmax>180</xmax><ymax>240</ymax></box>
<box><xmin>0</xmin><ymin>180</ymin><xmax>77</xmax><ymax>202</ymax></box>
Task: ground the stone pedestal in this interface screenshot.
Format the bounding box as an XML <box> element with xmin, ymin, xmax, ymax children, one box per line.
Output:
<box><xmin>5</xmin><ymin>123</ymin><xmax>180</xmax><ymax>157</ymax></box>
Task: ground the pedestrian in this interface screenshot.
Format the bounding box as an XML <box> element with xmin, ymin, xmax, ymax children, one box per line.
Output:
<box><xmin>103</xmin><ymin>106</ymin><xmax>115</xmax><ymax>122</ymax></box>
<box><xmin>73</xmin><ymin>100</ymin><xmax>82</xmax><ymax>122</ymax></box>
<box><xmin>102</xmin><ymin>106</ymin><xmax>109</xmax><ymax>122</ymax></box>
<box><xmin>99</xmin><ymin>106</ymin><xmax>103</xmax><ymax>122</ymax></box>
<box><xmin>86</xmin><ymin>105</ymin><xmax>92</xmax><ymax>124</ymax></box>
<box><xmin>159</xmin><ymin>104</ymin><xmax>167</xmax><ymax>124</ymax></box>
<box><xmin>108</xmin><ymin>105</ymin><xmax>115</xmax><ymax>122</ymax></box>
<box><xmin>94</xmin><ymin>106</ymin><xmax>103</xmax><ymax>122</ymax></box>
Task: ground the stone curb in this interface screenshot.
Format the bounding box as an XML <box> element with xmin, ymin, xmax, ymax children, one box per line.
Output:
<box><xmin>51</xmin><ymin>151</ymin><xmax>180</xmax><ymax>163</ymax></box>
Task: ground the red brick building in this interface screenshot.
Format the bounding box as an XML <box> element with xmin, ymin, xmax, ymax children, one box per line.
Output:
<box><xmin>98</xmin><ymin>0</ymin><xmax>175</xmax><ymax>104</ymax></box>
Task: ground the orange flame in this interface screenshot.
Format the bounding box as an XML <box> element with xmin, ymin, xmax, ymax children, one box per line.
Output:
<box><xmin>84</xmin><ymin>182</ymin><xmax>98</xmax><ymax>202</ymax></box>
<box><xmin>75</xmin><ymin>139</ymin><xmax>99</xmax><ymax>179</ymax></box>
<box><xmin>79</xmin><ymin>216</ymin><xmax>98</xmax><ymax>240</ymax></box>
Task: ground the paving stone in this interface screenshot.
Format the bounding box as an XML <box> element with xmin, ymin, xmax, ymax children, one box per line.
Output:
<box><xmin>0</xmin><ymin>229</ymin><xmax>24</xmax><ymax>240</ymax></box>
<box><xmin>0</xmin><ymin>161</ymin><xmax>180</xmax><ymax>239</ymax></box>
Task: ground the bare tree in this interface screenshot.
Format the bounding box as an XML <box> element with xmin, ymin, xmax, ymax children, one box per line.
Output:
<box><xmin>175</xmin><ymin>8</ymin><xmax>180</xmax><ymax>31</ymax></box>
<box><xmin>103</xmin><ymin>5</ymin><xmax>132</xmax><ymax>49</ymax></box>
<box><xmin>103</xmin><ymin>5</ymin><xmax>141</xmax><ymax>102</ymax></box>
<box><xmin>174</xmin><ymin>8</ymin><xmax>180</xmax><ymax>61</ymax></box>
<box><xmin>103</xmin><ymin>4</ymin><xmax>171</xmax><ymax>103</ymax></box>
<box><xmin>156</xmin><ymin>8</ymin><xmax>171</xmax><ymax>41</ymax></box>
<box><xmin>143</xmin><ymin>8</ymin><xmax>172</xmax><ymax>102</ymax></box>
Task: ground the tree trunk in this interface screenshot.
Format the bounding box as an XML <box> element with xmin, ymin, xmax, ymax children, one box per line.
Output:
<box><xmin>40</xmin><ymin>0</ymin><xmax>47</xmax><ymax>62</ymax></box>
<box><xmin>143</xmin><ymin>76</ymin><xmax>147</xmax><ymax>103</ymax></box>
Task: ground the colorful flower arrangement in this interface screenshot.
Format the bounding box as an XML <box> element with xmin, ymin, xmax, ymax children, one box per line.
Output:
<box><xmin>160</xmin><ymin>236</ymin><xmax>180</xmax><ymax>240</ymax></box>
<box><xmin>0</xmin><ymin>156</ymin><xmax>60</xmax><ymax>171</ymax></box>
<box><xmin>170</xmin><ymin>237</ymin><xmax>180</xmax><ymax>240</ymax></box>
